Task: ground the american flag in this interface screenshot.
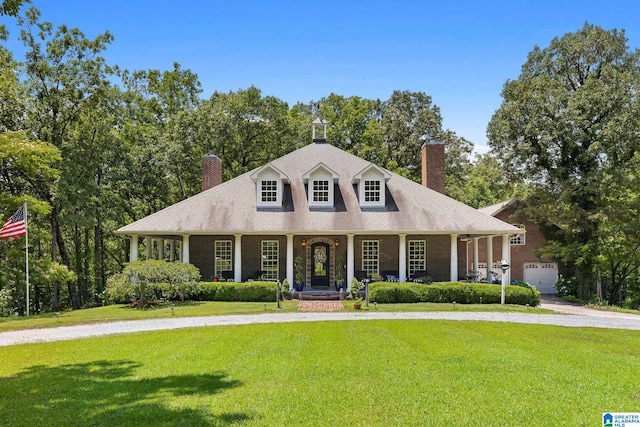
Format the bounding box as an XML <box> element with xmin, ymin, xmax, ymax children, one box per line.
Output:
<box><xmin>0</xmin><ymin>205</ymin><xmax>27</xmax><ymax>239</ymax></box>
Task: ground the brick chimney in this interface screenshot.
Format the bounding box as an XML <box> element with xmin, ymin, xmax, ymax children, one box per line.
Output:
<box><xmin>421</xmin><ymin>140</ymin><xmax>445</xmax><ymax>194</ymax></box>
<box><xmin>202</xmin><ymin>152</ymin><xmax>222</xmax><ymax>191</ymax></box>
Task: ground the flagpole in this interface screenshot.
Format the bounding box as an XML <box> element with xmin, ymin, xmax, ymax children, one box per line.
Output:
<box><xmin>24</xmin><ymin>202</ymin><xmax>29</xmax><ymax>317</ymax></box>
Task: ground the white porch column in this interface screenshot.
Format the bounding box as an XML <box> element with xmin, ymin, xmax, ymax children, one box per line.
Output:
<box><xmin>129</xmin><ymin>235</ymin><xmax>139</xmax><ymax>261</ymax></box>
<box><xmin>182</xmin><ymin>235</ymin><xmax>190</xmax><ymax>263</ymax></box>
<box><xmin>450</xmin><ymin>234</ymin><xmax>459</xmax><ymax>282</ymax></box>
<box><xmin>286</xmin><ymin>234</ymin><xmax>294</xmax><ymax>288</ymax></box>
<box><xmin>399</xmin><ymin>234</ymin><xmax>407</xmax><ymax>282</ymax></box>
<box><xmin>158</xmin><ymin>238</ymin><xmax>165</xmax><ymax>260</ymax></box>
<box><xmin>145</xmin><ymin>237</ymin><xmax>151</xmax><ymax>260</ymax></box>
<box><xmin>472</xmin><ymin>237</ymin><xmax>479</xmax><ymax>282</ymax></box>
<box><xmin>234</xmin><ymin>234</ymin><xmax>242</xmax><ymax>282</ymax></box>
<box><xmin>347</xmin><ymin>234</ymin><xmax>355</xmax><ymax>286</ymax></box>
<box><xmin>501</xmin><ymin>233</ymin><xmax>511</xmax><ymax>304</ymax></box>
<box><xmin>169</xmin><ymin>240</ymin><xmax>175</xmax><ymax>262</ymax></box>
<box><xmin>486</xmin><ymin>235</ymin><xmax>494</xmax><ymax>284</ymax></box>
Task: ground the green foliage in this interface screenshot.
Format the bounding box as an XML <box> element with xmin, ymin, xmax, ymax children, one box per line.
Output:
<box><xmin>105</xmin><ymin>261</ymin><xmax>201</xmax><ymax>305</ymax></box>
<box><xmin>554</xmin><ymin>276</ymin><xmax>578</xmax><ymax>298</ymax></box>
<box><xmin>488</xmin><ymin>22</ymin><xmax>640</xmax><ymax>303</ymax></box>
<box><xmin>0</xmin><ymin>288</ymin><xmax>14</xmax><ymax>316</ymax></box>
<box><xmin>350</xmin><ymin>277</ymin><xmax>362</xmax><ymax>300</ymax></box>
<box><xmin>369</xmin><ymin>282</ymin><xmax>540</xmax><ymax>306</ymax></box>
<box><xmin>199</xmin><ymin>281</ymin><xmax>277</xmax><ymax>302</ymax></box>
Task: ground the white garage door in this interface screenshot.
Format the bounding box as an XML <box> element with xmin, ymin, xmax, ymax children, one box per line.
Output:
<box><xmin>523</xmin><ymin>263</ymin><xmax>558</xmax><ymax>294</ymax></box>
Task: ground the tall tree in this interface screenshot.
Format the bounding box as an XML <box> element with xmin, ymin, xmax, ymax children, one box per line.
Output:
<box><xmin>0</xmin><ymin>27</ymin><xmax>25</xmax><ymax>131</ymax></box>
<box><xmin>191</xmin><ymin>86</ymin><xmax>305</xmax><ymax>180</ymax></box>
<box><xmin>17</xmin><ymin>7</ymin><xmax>114</xmax><ymax>307</ymax></box>
<box><xmin>488</xmin><ymin>23</ymin><xmax>640</xmax><ymax>301</ymax></box>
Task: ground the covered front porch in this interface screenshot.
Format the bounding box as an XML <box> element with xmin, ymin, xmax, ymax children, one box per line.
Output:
<box><xmin>126</xmin><ymin>231</ymin><xmax>513</xmax><ymax>290</ymax></box>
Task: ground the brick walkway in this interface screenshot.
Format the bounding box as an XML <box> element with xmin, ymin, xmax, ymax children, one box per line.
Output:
<box><xmin>298</xmin><ymin>301</ymin><xmax>345</xmax><ymax>312</ymax></box>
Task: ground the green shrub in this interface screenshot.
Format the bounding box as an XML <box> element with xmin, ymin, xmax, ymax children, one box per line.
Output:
<box><xmin>350</xmin><ymin>278</ymin><xmax>362</xmax><ymax>300</ymax></box>
<box><xmin>200</xmin><ymin>281</ymin><xmax>278</xmax><ymax>302</ymax></box>
<box><xmin>105</xmin><ymin>260</ymin><xmax>201</xmax><ymax>305</ymax></box>
<box><xmin>368</xmin><ymin>281</ymin><xmax>540</xmax><ymax>306</ymax></box>
<box><xmin>0</xmin><ymin>288</ymin><xmax>14</xmax><ymax>317</ymax></box>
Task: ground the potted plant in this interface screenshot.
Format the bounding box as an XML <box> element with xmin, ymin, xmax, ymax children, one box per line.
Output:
<box><xmin>335</xmin><ymin>256</ymin><xmax>344</xmax><ymax>291</ymax></box>
<box><xmin>294</xmin><ymin>256</ymin><xmax>305</xmax><ymax>292</ymax></box>
<box><xmin>350</xmin><ymin>277</ymin><xmax>362</xmax><ymax>310</ymax></box>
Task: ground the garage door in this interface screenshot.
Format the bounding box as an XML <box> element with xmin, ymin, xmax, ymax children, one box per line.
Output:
<box><xmin>523</xmin><ymin>263</ymin><xmax>558</xmax><ymax>294</ymax></box>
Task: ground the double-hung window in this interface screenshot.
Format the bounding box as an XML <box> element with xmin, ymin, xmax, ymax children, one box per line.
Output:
<box><xmin>215</xmin><ymin>240</ymin><xmax>232</xmax><ymax>278</ymax></box>
<box><xmin>261</xmin><ymin>240</ymin><xmax>279</xmax><ymax>281</ymax></box>
<box><xmin>408</xmin><ymin>240</ymin><xmax>426</xmax><ymax>276</ymax></box>
<box><xmin>362</xmin><ymin>240</ymin><xmax>379</xmax><ymax>279</ymax></box>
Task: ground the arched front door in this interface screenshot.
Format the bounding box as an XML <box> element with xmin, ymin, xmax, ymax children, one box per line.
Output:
<box><xmin>311</xmin><ymin>242</ymin><xmax>330</xmax><ymax>288</ymax></box>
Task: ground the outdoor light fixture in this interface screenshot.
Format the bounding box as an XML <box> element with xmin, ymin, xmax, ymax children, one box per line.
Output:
<box><xmin>499</xmin><ymin>259</ymin><xmax>510</xmax><ymax>305</ymax></box>
<box><xmin>301</xmin><ymin>240</ymin><xmax>306</xmax><ymax>247</ymax></box>
<box><xmin>334</xmin><ymin>239</ymin><xmax>339</xmax><ymax>247</ymax></box>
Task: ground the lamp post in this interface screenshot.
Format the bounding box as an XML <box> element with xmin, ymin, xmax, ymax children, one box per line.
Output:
<box><xmin>500</xmin><ymin>259</ymin><xmax>510</xmax><ymax>305</ymax></box>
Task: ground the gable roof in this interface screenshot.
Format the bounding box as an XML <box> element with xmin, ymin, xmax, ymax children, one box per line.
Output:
<box><xmin>117</xmin><ymin>143</ymin><xmax>520</xmax><ymax>236</ymax></box>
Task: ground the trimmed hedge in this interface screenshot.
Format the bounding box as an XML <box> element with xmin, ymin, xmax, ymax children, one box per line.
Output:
<box><xmin>199</xmin><ymin>281</ymin><xmax>278</xmax><ymax>302</ymax></box>
<box><xmin>368</xmin><ymin>281</ymin><xmax>540</xmax><ymax>306</ymax></box>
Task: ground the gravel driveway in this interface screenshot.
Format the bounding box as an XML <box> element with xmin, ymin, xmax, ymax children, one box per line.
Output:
<box><xmin>1</xmin><ymin>298</ymin><xmax>639</xmax><ymax>347</ymax></box>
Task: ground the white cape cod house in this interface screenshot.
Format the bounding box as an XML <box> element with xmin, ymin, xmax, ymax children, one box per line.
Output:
<box><xmin>117</xmin><ymin>122</ymin><xmax>520</xmax><ymax>291</ymax></box>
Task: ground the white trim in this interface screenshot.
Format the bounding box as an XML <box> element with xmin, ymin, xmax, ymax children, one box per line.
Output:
<box><xmin>250</xmin><ymin>163</ymin><xmax>290</xmax><ymax>208</ymax></box>
<box><xmin>286</xmin><ymin>234</ymin><xmax>294</xmax><ymax>287</ymax></box>
<box><xmin>347</xmin><ymin>234</ymin><xmax>355</xmax><ymax>285</ymax></box>
<box><xmin>130</xmin><ymin>235</ymin><xmax>139</xmax><ymax>261</ymax></box>
<box><xmin>408</xmin><ymin>239</ymin><xmax>427</xmax><ymax>277</ymax></box>
<box><xmin>261</xmin><ymin>240</ymin><xmax>279</xmax><ymax>281</ymax></box>
<box><xmin>450</xmin><ymin>234</ymin><xmax>458</xmax><ymax>282</ymax></box>
<box><xmin>234</xmin><ymin>234</ymin><xmax>242</xmax><ymax>282</ymax></box>
<box><xmin>182</xmin><ymin>235</ymin><xmax>190</xmax><ymax>264</ymax></box>
<box><xmin>510</xmin><ymin>224</ymin><xmax>526</xmax><ymax>245</ymax></box>
<box><xmin>352</xmin><ymin>164</ymin><xmax>391</xmax><ymax>208</ymax></box>
<box><xmin>361</xmin><ymin>240</ymin><xmax>379</xmax><ymax>279</ymax></box>
<box><xmin>486</xmin><ymin>235</ymin><xmax>493</xmax><ymax>284</ymax></box>
<box><xmin>214</xmin><ymin>240</ymin><xmax>233</xmax><ymax>278</ymax></box>
<box><xmin>399</xmin><ymin>234</ymin><xmax>407</xmax><ymax>282</ymax></box>
<box><xmin>303</xmin><ymin>163</ymin><xmax>339</xmax><ymax>208</ymax></box>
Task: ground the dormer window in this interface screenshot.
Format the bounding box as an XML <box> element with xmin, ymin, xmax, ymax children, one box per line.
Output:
<box><xmin>261</xmin><ymin>180</ymin><xmax>278</xmax><ymax>202</ymax></box>
<box><xmin>251</xmin><ymin>163</ymin><xmax>289</xmax><ymax>209</ymax></box>
<box><xmin>353</xmin><ymin>164</ymin><xmax>391</xmax><ymax>208</ymax></box>
<box><xmin>313</xmin><ymin>180</ymin><xmax>329</xmax><ymax>202</ymax></box>
<box><xmin>364</xmin><ymin>180</ymin><xmax>381</xmax><ymax>203</ymax></box>
<box><xmin>303</xmin><ymin>163</ymin><xmax>339</xmax><ymax>208</ymax></box>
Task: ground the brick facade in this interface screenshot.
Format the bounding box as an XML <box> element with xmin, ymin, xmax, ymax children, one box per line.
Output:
<box><xmin>202</xmin><ymin>153</ymin><xmax>222</xmax><ymax>191</ymax></box>
<box><xmin>421</xmin><ymin>141</ymin><xmax>445</xmax><ymax>194</ymax></box>
<box><xmin>472</xmin><ymin>206</ymin><xmax>552</xmax><ymax>281</ymax></box>
<box><xmin>188</xmin><ymin>233</ymin><xmax>456</xmax><ymax>284</ymax></box>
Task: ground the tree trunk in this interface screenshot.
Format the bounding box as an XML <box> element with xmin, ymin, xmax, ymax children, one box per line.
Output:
<box><xmin>67</xmin><ymin>280</ymin><xmax>81</xmax><ymax>310</ymax></box>
<box><xmin>74</xmin><ymin>224</ymin><xmax>89</xmax><ymax>306</ymax></box>
<box><xmin>16</xmin><ymin>286</ymin><xmax>24</xmax><ymax>316</ymax></box>
<box><xmin>82</xmin><ymin>228</ymin><xmax>90</xmax><ymax>304</ymax></box>
<box><xmin>51</xmin><ymin>281</ymin><xmax>60</xmax><ymax>312</ymax></box>
<box><xmin>94</xmin><ymin>219</ymin><xmax>104</xmax><ymax>296</ymax></box>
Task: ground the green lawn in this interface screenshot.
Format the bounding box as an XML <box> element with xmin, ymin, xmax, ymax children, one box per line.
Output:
<box><xmin>1</xmin><ymin>320</ymin><xmax>638</xmax><ymax>426</ymax></box>
<box><xmin>0</xmin><ymin>301</ymin><xmax>551</xmax><ymax>332</ymax></box>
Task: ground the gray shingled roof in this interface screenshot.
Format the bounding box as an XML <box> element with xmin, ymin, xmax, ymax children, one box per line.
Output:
<box><xmin>117</xmin><ymin>143</ymin><xmax>520</xmax><ymax>236</ymax></box>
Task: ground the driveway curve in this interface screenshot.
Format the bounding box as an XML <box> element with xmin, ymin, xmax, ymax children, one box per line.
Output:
<box><xmin>2</xmin><ymin>298</ymin><xmax>640</xmax><ymax>347</ymax></box>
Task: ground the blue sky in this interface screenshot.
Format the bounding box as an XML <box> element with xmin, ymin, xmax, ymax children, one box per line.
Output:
<box><xmin>2</xmin><ymin>0</ymin><xmax>639</xmax><ymax>153</ymax></box>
